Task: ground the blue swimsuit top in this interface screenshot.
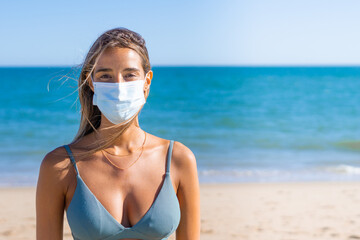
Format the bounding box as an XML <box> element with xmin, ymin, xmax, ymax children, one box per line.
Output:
<box><xmin>63</xmin><ymin>140</ymin><xmax>181</xmax><ymax>240</ymax></box>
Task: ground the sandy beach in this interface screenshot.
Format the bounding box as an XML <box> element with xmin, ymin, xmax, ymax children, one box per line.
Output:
<box><xmin>2</xmin><ymin>182</ymin><xmax>360</xmax><ymax>239</ymax></box>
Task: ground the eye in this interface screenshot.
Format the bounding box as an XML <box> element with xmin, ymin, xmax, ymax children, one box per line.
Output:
<box><xmin>125</xmin><ymin>73</ymin><xmax>136</xmax><ymax>78</ymax></box>
<box><xmin>99</xmin><ymin>74</ymin><xmax>112</xmax><ymax>80</ymax></box>
<box><xmin>125</xmin><ymin>73</ymin><xmax>137</xmax><ymax>80</ymax></box>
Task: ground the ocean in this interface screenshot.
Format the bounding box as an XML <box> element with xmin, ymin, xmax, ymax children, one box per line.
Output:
<box><xmin>1</xmin><ymin>66</ymin><xmax>360</xmax><ymax>186</ymax></box>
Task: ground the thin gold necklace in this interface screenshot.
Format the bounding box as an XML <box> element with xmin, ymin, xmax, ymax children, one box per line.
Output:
<box><xmin>101</xmin><ymin>131</ymin><xmax>147</xmax><ymax>170</ymax></box>
<box><xmin>102</xmin><ymin>130</ymin><xmax>144</xmax><ymax>157</ymax></box>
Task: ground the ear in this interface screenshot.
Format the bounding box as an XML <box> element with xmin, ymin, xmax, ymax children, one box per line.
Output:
<box><xmin>144</xmin><ymin>70</ymin><xmax>153</xmax><ymax>92</ymax></box>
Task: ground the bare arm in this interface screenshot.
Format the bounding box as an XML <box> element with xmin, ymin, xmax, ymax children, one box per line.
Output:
<box><xmin>174</xmin><ymin>141</ymin><xmax>201</xmax><ymax>240</ymax></box>
<box><xmin>36</xmin><ymin>148</ymin><xmax>68</xmax><ymax>240</ymax></box>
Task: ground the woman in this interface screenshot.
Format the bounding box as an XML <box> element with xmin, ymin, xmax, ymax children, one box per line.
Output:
<box><xmin>36</xmin><ymin>28</ymin><xmax>200</xmax><ymax>240</ymax></box>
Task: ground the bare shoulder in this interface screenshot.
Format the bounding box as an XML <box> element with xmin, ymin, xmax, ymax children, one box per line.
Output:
<box><xmin>38</xmin><ymin>145</ymin><xmax>72</xmax><ymax>193</ymax></box>
<box><xmin>40</xmin><ymin>145</ymin><xmax>70</xmax><ymax>174</ymax></box>
<box><xmin>171</xmin><ymin>140</ymin><xmax>199</xmax><ymax>188</ymax></box>
<box><xmin>171</xmin><ymin>141</ymin><xmax>197</xmax><ymax>168</ymax></box>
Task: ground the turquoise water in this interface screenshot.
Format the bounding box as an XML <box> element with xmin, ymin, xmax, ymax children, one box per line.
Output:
<box><xmin>1</xmin><ymin>66</ymin><xmax>360</xmax><ymax>186</ymax></box>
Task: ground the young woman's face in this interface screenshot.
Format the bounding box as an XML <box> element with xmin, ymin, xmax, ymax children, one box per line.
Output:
<box><xmin>92</xmin><ymin>47</ymin><xmax>146</xmax><ymax>83</ymax></box>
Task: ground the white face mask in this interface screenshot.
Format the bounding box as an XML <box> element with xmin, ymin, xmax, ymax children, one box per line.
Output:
<box><xmin>92</xmin><ymin>79</ymin><xmax>146</xmax><ymax>125</ymax></box>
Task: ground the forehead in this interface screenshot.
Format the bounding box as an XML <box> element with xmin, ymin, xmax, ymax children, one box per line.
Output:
<box><xmin>95</xmin><ymin>47</ymin><xmax>143</xmax><ymax>71</ymax></box>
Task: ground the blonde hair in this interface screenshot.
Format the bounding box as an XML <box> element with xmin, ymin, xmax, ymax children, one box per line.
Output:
<box><xmin>68</xmin><ymin>27</ymin><xmax>151</xmax><ymax>159</ymax></box>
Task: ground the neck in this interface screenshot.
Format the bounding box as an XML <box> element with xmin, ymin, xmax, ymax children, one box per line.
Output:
<box><xmin>94</xmin><ymin>115</ymin><xmax>145</xmax><ymax>154</ymax></box>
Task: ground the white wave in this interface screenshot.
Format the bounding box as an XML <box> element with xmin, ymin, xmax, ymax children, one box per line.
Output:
<box><xmin>199</xmin><ymin>169</ymin><xmax>285</xmax><ymax>177</ymax></box>
<box><xmin>324</xmin><ymin>164</ymin><xmax>360</xmax><ymax>175</ymax></box>
<box><xmin>198</xmin><ymin>165</ymin><xmax>360</xmax><ymax>183</ymax></box>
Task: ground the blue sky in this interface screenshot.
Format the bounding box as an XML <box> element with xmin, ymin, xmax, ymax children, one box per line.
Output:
<box><xmin>1</xmin><ymin>0</ymin><xmax>360</xmax><ymax>66</ymax></box>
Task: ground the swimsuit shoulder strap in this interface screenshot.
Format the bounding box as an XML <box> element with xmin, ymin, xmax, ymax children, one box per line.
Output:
<box><xmin>63</xmin><ymin>144</ymin><xmax>79</xmax><ymax>176</ymax></box>
<box><xmin>166</xmin><ymin>140</ymin><xmax>174</xmax><ymax>174</ymax></box>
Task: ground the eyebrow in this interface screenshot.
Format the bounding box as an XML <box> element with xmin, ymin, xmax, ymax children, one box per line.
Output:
<box><xmin>123</xmin><ymin>67</ymin><xmax>141</xmax><ymax>72</ymax></box>
<box><xmin>94</xmin><ymin>67</ymin><xmax>141</xmax><ymax>74</ymax></box>
<box><xmin>94</xmin><ymin>68</ymin><xmax>112</xmax><ymax>74</ymax></box>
